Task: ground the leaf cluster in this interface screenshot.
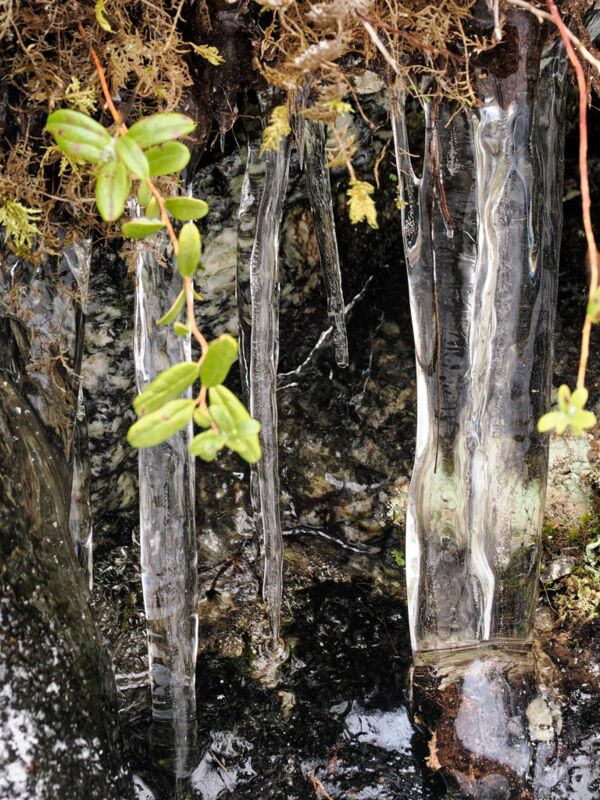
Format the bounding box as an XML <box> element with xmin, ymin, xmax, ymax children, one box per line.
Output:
<box><xmin>538</xmin><ymin>385</ymin><xmax>596</xmax><ymax>437</ymax></box>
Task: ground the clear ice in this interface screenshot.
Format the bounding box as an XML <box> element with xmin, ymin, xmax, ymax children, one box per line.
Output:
<box><xmin>391</xmin><ymin>12</ymin><xmax>568</xmax><ymax>653</ymax></box>
<box><xmin>133</xmin><ymin>227</ymin><xmax>199</xmax><ymax>773</ymax></box>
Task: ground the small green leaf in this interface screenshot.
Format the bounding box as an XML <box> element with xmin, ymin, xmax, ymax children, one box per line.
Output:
<box><xmin>46</xmin><ymin>122</ymin><xmax>111</xmax><ymax>151</ymax></box>
<box><xmin>208</xmin><ymin>385</ymin><xmax>261</xmax><ymax>463</ymax></box>
<box><xmin>157</xmin><ymin>290</ymin><xmax>186</xmax><ymax>327</ymax></box>
<box><xmin>234</xmin><ymin>419</ymin><xmax>261</xmax><ymax>436</ymax></box>
<box><xmin>95</xmin><ymin>0</ymin><xmax>114</xmax><ymax>32</ymax></box>
<box><xmin>227</xmin><ymin>432</ymin><xmax>261</xmax><ymax>463</ymax></box>
<box><xmin>537</xmin><ymin>412</ymin><xmax>564</xmax><ymax>434</ymax></box>
<box><xmin>128</xmin><ymin>399</ymin><xmax>195</xmax><ymax>448</ymax></box>
<box><xmin>209</xmin><ymin>385</ymin><xmax>251</xmax><ymax>428</ymax></box>
<box><xmin>193</xmin><ymin>406</ymin><xmax>212</xmax><ymax>428</ymax></box>
<box><xmin>557</xmin><ymin>384</ymin><xmax>571</xmax><ymax>414</ymax></box>
<box><xmin>177</xmin><ymin>222</ymin><xmax>201</xmax><ymax>277</ymax></box>
<box><xmin>146</xmin><ymin>197</ymin><xmax>160</xmax><ymax>218</ymax></box>
<box><xmin>137</xmin><ymin>182</ymin><xmax>152</xmax><ymax>208</ymax></box>
<box><xmin>165</xmin><ymin>197</ymin><xmax>209</xmax><ymax>221</ymax></box>
<box><xmin>210</xmin><ymin>403</ymin><xmax>235</xmax><ymax>433</ymax></box>
<box><xmin>538</xmin><ymin>384</ymin><xmax>597</xmax><ymax>436</ymax></box>
<box><xmin>47</xmin><ymin>110</ymin><xmax>112</xmax><ymax>163</ymax></box>
<box><xmin>587</xmin><ymin>286</ymin><xmax>600</xmax><ymax>323</ymax></box>
<box><xmin>96</xmin><ymin>160</ymin><xmax>130</xmax><ymax>221</ymax></box>
<box><xmin>121</xmin><ymin>218</ymin><xmax>165</xmax><ymax>239</ymax></box>
<box><xmin>189</xmin><ymin>429</ymin><xmax>227</xmax><ymax>461</ymax></box>
<box><xmin>199</xmin><ymin>334</ymin><xmax>238</xmax><ymax>387</ymax></box>
<box><xmin>146</xmin><ymin>141</ymin><xmax>191</xmax><ymax>177</ymax></box>
<box><xmin>173</xmin><ymin>322</ymin><xmax>190</xmax><ymax>336</ymax></box>
<box><xmin>46</xmin><ymin>109</ymin><xmax>110</xmax><ymax>141</ymax></box>
<box><xmin>127</xmin><ymin>113</ymin><xmax>196</xmax><ymax>149</ymax></box>
<box><xmin>133</xmin><ymin>362</ymin><xmax>200</xmax><ymax>416</ymax></box>
<box><xmin>115</xmin><ymin>135</ymin><xmax>149</xmax><ymax>180</ymax></box>
<box><xmin>54</xmin><ymin>135</ymin><xmax>106</xmax><ymax>164</ymax></box>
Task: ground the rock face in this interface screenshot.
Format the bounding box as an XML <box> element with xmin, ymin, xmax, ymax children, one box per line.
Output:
<box><xmin>0</xmin><ymin>375</ymin><xmax>127</xmax><ymax>799</ymax></box>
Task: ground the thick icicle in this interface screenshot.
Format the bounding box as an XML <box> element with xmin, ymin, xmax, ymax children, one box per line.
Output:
<box><xmin>303</xmin><ymin>120</ymin><xmax>349</xmax><ymax>368</ymax></box>
<box><xmin>133</xmin><ymin>230</ymin><xmax>199</xmax><ymax>773</ymax></box>
<box><xmin>246</xmin><ymin>131</ymin><xmax>291</xmax><ymax>648</ymax></box>
<box><xmin>392</xmin><ymin>11</ymin><xmax>567</xmax><ymax>653</ymax></box>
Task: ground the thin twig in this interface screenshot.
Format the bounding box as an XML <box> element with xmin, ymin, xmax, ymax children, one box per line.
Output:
<box><xmin>77</xmin><ymin>22</ymin><xmax>126</xmax><ymax>133</ymax></box>
<box><xmin>546</xmin><ymin>0</ymin><xmax>599</xmax><ymax>390</ymax></box>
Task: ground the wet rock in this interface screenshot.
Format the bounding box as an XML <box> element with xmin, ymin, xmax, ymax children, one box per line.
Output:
<box><xmin>0</xmin><ymin>376</ymin><xmax>129</xmax><ymax>799</ymax></box>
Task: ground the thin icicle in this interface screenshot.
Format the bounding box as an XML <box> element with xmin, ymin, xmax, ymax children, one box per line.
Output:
<box><xmin>69</xmin><ymin>383</ymin><xmax>94</xmax><ymax>588</ymax></box>
<box><xmin>304</xmin><ymin>120</ymin><xmax>349</xmax><ymax>368</ymax></box>
<box><xmin>63</xmin><ymin>239</ymin><xmax>94</xmax><ymax>589</ymax></box>
<box><xmin>248</xmin><ymin>131</ymin><xmax>291</xmax><ymax>649</ymax></box>
<box><xmin>133</xmin><ymin>214</ymin><xmax>198</xmax><ymax>775</ymax></box>
<box><xmin>237</xmin><ymin>138</ymin><xmax>266</xmax><ymax>403</ymax></box>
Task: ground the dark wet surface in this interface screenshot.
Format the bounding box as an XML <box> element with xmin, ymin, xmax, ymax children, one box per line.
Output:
<box><xmin>123</xmin><ymin>580</ymin><xmax>448</xmax><ymax>799</ymax></box>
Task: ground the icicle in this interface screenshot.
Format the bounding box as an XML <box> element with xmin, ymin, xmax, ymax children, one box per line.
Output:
<box><xmin>391</xmin><ymin>10</ymin><xmax>567</xmax><ymax>653</ymax></box>
<box><xmin>133</xmin><ymin>217</ymin><xmax>198</xmax><ymax>775</ymax></box>
<box><xmin>69</xmin><ymin>383</ymin><xmax>93</xmax><ymax>588</ymax></box>
<box><xmin>246</xmin><ymin>130</ymin><xmax>291</xmax><ymax>649</ymax></box>
<box><xmin>237</xmin><ymin>137</ymin><xmax>266</xmax><ymax>403</ymax></box>
<box><xmin>303</xmin><ymin>120</ymin><xmax>349</xmax><ymax>368</ymax></box>
<box><xmin>63</xmin><ymin>239</ymin><xmax>94</xmax><ymax>589</ymax></box>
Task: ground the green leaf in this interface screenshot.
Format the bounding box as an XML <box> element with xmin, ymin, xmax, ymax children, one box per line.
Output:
<box><xmin>46</xmin><ymin>122</ymin><xmax>111</xmax><ymax>151</ymax></box>
<box><xmin>234</xmin><ymin>419</ymin><xmax>261</xmax><ymax>436</ymax></box>
<box><xmin>538</xmin><ymin>384</ymin><xmax>597</xmax><ymax>436</ymax></box>
<box><xmin>207</xmin><ymin>385</ymin><xmax>261</xmax><ymax>463</ymax></box>
<box><xmin>537</xmin><ymin>412</ymin><xmax>563</xmax><ymax>434</ymax></box>
<box><xmin>146</xmin><ymin>197</ymin><xmax>160</xmax><ymax>218</ymax></box>
<box><xmin>193</xmin><ymin>406</ymin><xmax>212</xmax><ymax>428</ymax></box>
<box><xmin>121</xmin><ymin>218</ymin><xmax>165</xmax><ymax>239</ymax></box>
<box><xmin>157</xmin><ymin>290</ymin><xmax>186</xmax><ymax>327</ymax></box>
<box><xmin>54</xmin><ymin>135</ymin><xmax>107</xmax><ymax>164</ymax></box>
<box><xmin>173</xmin><ymin>322</ymin><xmax>190</xmax><ymax>336</ymax></box>
<box><xmin>46</xmin><ymin>109</ymin><xmax>110</xmax><ymax>142</ymax></box>
<box><xmin>137</xmin><ymin>182</ymin><xmax>152</xmax><ymax>208</ymax></box>
<box><xmin>570</xmin><ymin>409</ymin><xmax>597</xmax><ymax>435</ymax></box>
<box><xmin>95</xmin><ymin>160</ymin><xmax>130</xmax><ymax>221</ymax></box>
<box><xmin>209</xmin><ymin>385</ymin><xmax>251</xmax><ymax>428</ymax></box>
<box><xmin>227</xmin><ymin>432</ymin><xmax>261</xmax><ymax>463</ymax></box>
<box><xmin>587</xmin><ymin>287</ymin><xmax>600</xmax><ymax>323</ymax></box>
<box><xmin>557</xmin><ymin>384</ymin><xmax>571</xmax><ymax>414</ymax></box>
<box><xmin>146</xmin><ymin>141</ymin><xmax>191</xmax><ymax>177</ymax></box>
<box><xmin>95</xmin><ymin>0</ymin><xmax>114</xmax><ymax>32</ymax></box>
<box><xmin>210</xmin><ymin>403</ymin><xmax>235</xmax><ymax>433</ymax></box>
<box><xmin>199</xmin><ymin>334</ymin><xmax>238</xmax><ymax>387</ymax></box>
<box><xmin>128</xmin><ymin>399</ymin><xmax>195</xmax><ymax>448</ymax></box>
<box><xmin>189</xmin><ymin>429</ymin><xmax>227</xmax><ymax>461</ymax></box>
<box><xmin>165</xmin><ymin>197</ymin><xmax>209</xmax><ymax>221</ymax></box>
<box><xmin>177</xmin><ymin>222</ymin><xmax>201</xmax><ymax>277</ymax></box>
<box><xmin>133</xmin><ymin>362</ymin><xmax>200</xmax><ymax>416</ymax></box>
<box><xmin>127</xmin><ymin>113</ymin><xmax>196</xmax><ymax>149</ymax></box>
<box><xmin>115</xmin><ymin>135</ymin><xmax>149</xmax><ymax>180</ymax></box>
<box><xmin>47</xmin><ymin>110</ymin><xmax>113</xmax><ymax>163</ymax></box>
<box><xmin>570</xmin><ymin>387</ymin><xmax>589</xmax><ymax>409</ymax></box>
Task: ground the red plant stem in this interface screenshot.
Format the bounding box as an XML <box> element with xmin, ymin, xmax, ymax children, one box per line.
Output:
<box><xmin>77</xmin><ymin>22</ymin><xmax>126</xmax><ymax>134</ymax></box>
<box><xmin>546</xmin><ymin>0</ymin><xmax>599</xmax><ymax>390</ymax></box>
